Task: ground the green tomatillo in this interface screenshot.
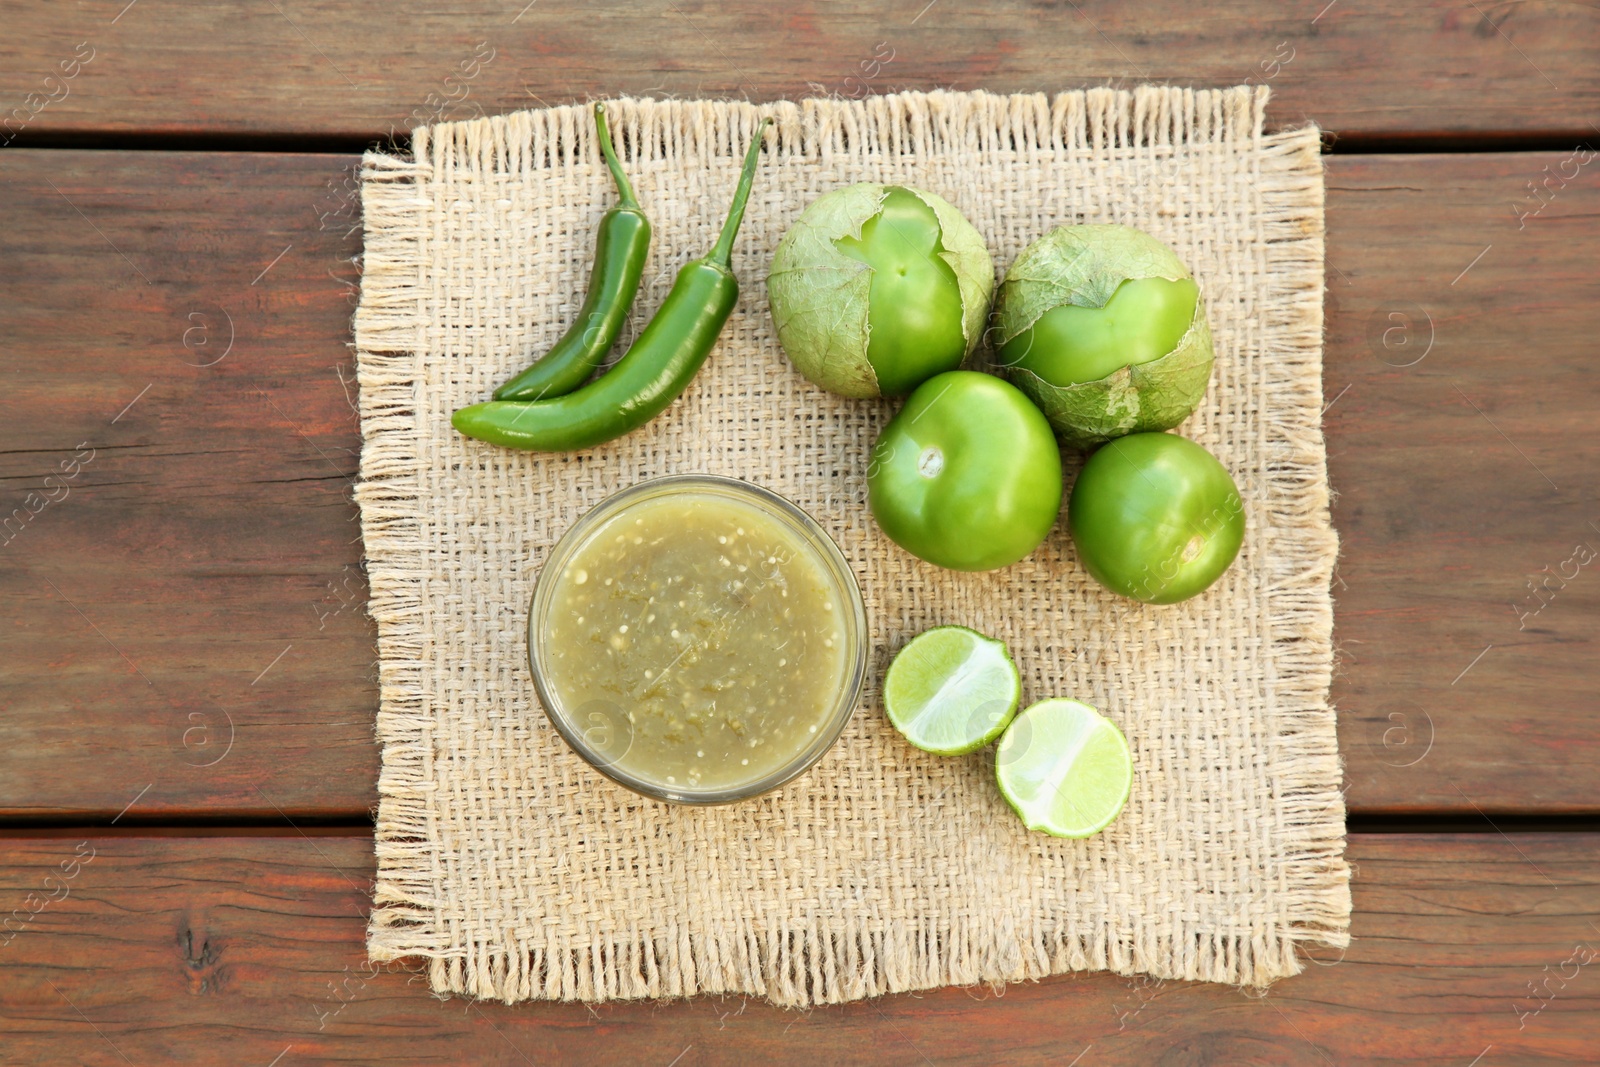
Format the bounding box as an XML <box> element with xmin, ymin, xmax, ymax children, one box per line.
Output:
<box><xmin>1067</xmin><ymin>431</ymin><xmax>1244</xmax><ymax>604</ymax></box>
<box><xmin>867</xmin><ymin>371</ymin><xmax>1062</xmax><ymax>572</ymax></box>
<box><xmin>768</xmin><ymin>183</ymin><xmax>994</xmax><ymax>398</ymax></box>
<box><xmin>992</xmin><ymin>224</ymin><xmax>1214</xmax><ymax>449</ymax></box>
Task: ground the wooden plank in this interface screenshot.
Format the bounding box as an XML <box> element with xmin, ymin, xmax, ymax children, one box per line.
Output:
<box><xmin>1</xmin><ymin>148</ymin><xmax>1596</xmax><ymax>818</ymax></box>
<box><xmin>2</xmin><ymin>1</ymin><xmax>1597</xmax><ymax>143</ymax></box>
<box><xmin>1</xmin><ymin>833</ymin><xmax>1595</xmax><ymax>1063</ymax></box>
<box><xmin>0</xmin><ymin>150</ymin><xmax>374</xmax><ymax>820</ymax></box>
<box><xmin>1323</xmin><ymin>152</ymin><xmax>1600</xmax><ymax>815</ymax></box>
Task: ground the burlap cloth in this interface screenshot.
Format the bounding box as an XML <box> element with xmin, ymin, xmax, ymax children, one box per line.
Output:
<box><xmin>353</xmin><ymin>86</ymin><xmax>1349</xmax><ymax>1007</ymax></box>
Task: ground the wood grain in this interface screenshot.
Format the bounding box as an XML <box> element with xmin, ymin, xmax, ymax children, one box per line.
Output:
<box><xmin>1</xmin><ymin>833</ymin><xmax>1595</xmax><ymax>1064</ymax></box>
<box><xmin>1</xmin><ymin>148</ymin><xmax>1596</xmax><ymax>818</ymax></box>
<box><xmin>1</xmin><ymin>1</ymin><xmax>1597</xmax><ymax>144</ymax></box>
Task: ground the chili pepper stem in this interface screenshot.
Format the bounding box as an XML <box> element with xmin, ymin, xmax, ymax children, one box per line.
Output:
<box><xmin>707</xmin><ymin>117</ymin><xmax>772</xmax><ymax>270</ymax></box>
<box><xmin>594</xmin><ymin>102</ymin><xmax>640</xmax><ymax>210</ymax></box>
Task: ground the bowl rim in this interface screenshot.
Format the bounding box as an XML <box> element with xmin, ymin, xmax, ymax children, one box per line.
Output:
<box><xmin>527</xmin><ymin>473</ymin><xmax>868</xmax><ymax>806</ymax></box>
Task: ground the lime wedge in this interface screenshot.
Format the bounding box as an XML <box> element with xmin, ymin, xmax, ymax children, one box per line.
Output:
<box><xmin>995</xmin><ymin>699</ymin><xmax>1132</xmax><ymax>838</ymax></box>
<box><xmin>883</xmin><ymin>626</ymin><xmax>1021</xmax><ymax>756</ymax></box>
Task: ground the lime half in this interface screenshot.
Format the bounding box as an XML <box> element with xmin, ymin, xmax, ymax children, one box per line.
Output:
<box><xmin>995</xmin><ymin>699</ymin><xmax>1132</xmax><ymax>838</ymax></box>
<box><xmin>883</xmin><ymin>626</ymin><xmax>1021</xmax><ymax>756</ymax></box>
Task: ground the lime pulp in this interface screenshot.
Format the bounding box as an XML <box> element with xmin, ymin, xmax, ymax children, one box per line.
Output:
<box><xmin>994</xmin><ymin>698</ymin><xmax>1132</xmax><ymax>838</ymax></box>
<box><xmin>883</xmin><ymin>626</ymin><xmax>1021</xmax><ymax>756</ymax></box>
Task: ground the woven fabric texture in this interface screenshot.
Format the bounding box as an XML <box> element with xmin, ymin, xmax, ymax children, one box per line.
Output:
<box><xmin>353</xmin><ymin>86</ymin><xmax>1349</xmax><ymax>1007</ymax></box>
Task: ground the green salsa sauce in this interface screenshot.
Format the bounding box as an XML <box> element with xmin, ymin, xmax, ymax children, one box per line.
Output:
<box><xmin>542</xmin><ymin>491</ymin><xmax>848</xmax><ymax>792</ymax></box>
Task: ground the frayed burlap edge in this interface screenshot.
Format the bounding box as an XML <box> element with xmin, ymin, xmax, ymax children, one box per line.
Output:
<box><xmin>353</xmin><ymin>85</ymin><xmax>1349</xmax><ymax>1006</ymax></box>
<box><xmin>1247</xmin><ymin>101</ymin><xmax>1350</xmax><ymax>976</ymax></box>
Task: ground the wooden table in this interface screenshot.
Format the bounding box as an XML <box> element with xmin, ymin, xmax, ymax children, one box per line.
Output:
<box><xmin>3</xmin><ymin>3</ymin><xmax>1597</xmax><ymax>1062</ymax></box>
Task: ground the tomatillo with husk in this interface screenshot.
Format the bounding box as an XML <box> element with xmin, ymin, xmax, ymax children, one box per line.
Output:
<box><xmin>768</xmin><ymin>183</ymin><xmax>994</xmax><ymax>398</ymax></box>
<box><xmin>867</xmin><ymin>371</ymin><xmax>1062</xmax><ymax>572</ymax></box>
<box><xmin>992</xmin><ymin>224</ymin><xmax>1213</xmax><ymax>449</ymax></box>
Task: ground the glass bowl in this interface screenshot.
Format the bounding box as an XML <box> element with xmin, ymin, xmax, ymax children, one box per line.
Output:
<box><xmin>528</xmin><ymin>474</ymin><xmax>867</xmax><ymax>805</ymax></box>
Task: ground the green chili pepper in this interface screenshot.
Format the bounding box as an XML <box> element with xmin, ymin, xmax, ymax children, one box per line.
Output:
<box><xmin>492</xmin><ymin>103</ymin><xmax>652</xmax><ymax>402</ymax></box>
<box><xmin>453</xmin><ymin>117</ymin><xmax>771</xmax><ymax>453</ymax></box>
